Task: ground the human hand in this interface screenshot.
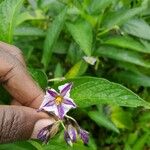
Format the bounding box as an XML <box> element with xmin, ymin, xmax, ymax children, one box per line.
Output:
<box><xmin>0</xmin><ymin>42</ymin><xmax>57</xmax><ymax>143</ymax></box>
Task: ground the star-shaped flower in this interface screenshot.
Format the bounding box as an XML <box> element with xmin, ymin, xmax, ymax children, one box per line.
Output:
<box><xmin>39</xmin><ymin>83</ymin><xmax>76</xmax><ymax>119</ymax></box>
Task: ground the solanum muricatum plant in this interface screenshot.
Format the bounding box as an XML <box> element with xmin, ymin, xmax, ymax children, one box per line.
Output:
<box><xmin>37</xmin><ymin>83</ymin><xmax>89</xmax><ymax>146</ymax></box>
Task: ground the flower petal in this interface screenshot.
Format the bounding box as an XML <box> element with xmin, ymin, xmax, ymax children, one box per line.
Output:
<box><xmin>37</xmin><ymin>126</ymin><xmax>50</xmax><ymax>143</ymax></box>
<box><xmin>41</xmin><ymin>103</ymin><xmax>57</xmax><ymax>114</ymax></box>
<box><xmin>60</xmin><ymin>102</ymin><xmax>76</xmax><ymax>117</ymax></box>
<box><xmin>58</xmin><ymin>83</ymin><xmax>73</xmax><ymax>97</ymax></box>
<box><xmin>64</xmin><ymin>131</ymin><xmax>73</xmax><ymax>146</ymax></box>
<box><xmin>57</xmin><ymin>104</ymin><xmax>65</xmax><ymax>119</ymax></box>
<box><xmin>68</xmin><ymin>126</ymin><xmax>77</xmax><ymax>142</ymax></box>
<box><xmin>43</xmin><ymin>100</ymin><xmax>55</xmax><ymax>107</ymax></box>
<box><xmin>39</xmin><ymin>91</ymin><xmax>55</xmax><ymax>110</ymax></box>
<box><xmin>63</xmin><ymin>98</ymin><xmax>76</xmax><ymax>108</ymax></box>
<box><xmin>79</xmin><ymin>129</ymin><xmax>89</xmax><ymax>145</ymax></box>
<box><xmin>47</xmin><ymin>88</ymin><xmax>58</xmax><ymax>98</ymax></box>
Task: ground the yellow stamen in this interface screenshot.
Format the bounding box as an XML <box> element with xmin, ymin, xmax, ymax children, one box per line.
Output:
<box><xmin>55</xmin><ymin>96</ymin><xmax>63</xmax><ymax>105</ymax></box>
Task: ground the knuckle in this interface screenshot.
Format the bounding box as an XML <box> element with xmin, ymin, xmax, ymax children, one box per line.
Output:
<box><xmin>0</xmin><ymin>107</ymin><xmax>29</xmax><ymax>143</ymax></box>
<box><xmin>11</xmin><ymin>46</ymin><xmax>23</xmax><ymax>57</ymax></box>
<box><xmin>0</xmin><ymin>63</ymin><xmax>18</xmax><ymax>84</ymax></box>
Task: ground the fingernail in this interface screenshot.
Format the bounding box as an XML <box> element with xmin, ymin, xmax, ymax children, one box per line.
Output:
<box><xmin>31</xmin><ymin>119</ymin><xmax>54</xmax><ymax>139</ymax></box>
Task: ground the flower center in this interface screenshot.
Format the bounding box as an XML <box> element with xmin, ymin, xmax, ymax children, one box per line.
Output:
<box><xmin>55</xmin><ymin>96</ymin><xmax>63</xmax><ymax>105</ymax></box>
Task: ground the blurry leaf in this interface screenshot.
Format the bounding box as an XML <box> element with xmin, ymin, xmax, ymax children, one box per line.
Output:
<box><xmin>28</xmin><ymin>140</ymin><xmax>44</xmax><ymax>150</ymax></box>
<box><xmin>113</xmin><ymin>71</ymin><xmax>150</xmax><ymax>87</ymax></box>
<box><xmin>123</xmin><ymin>19</ymin><xmax>150</xmax><ymax>40</ymax></box>
<box><xmin>95</xmin><ymin>46</ymin><xmax>150</xmax><ymax>68</ymax></box>
<box><xmin>67</xmin><ymin>42</ymin><xmax>84</xmax><ymax>64</ymax></box>
<box><xmin>66</xmin><ymin>20</ymin><xmax>93</xmax><ymax>56</ymax></box>
<box><xmin>126</xmin><ymin>132</ymin><xmax>138</xmax><ymax>146</ymax></box>
<box><xmin>28</xmin><ymin>0</ymin><xmax>37</xmax><ymax>9</ymax></box>
<box><xmin>29</xmin><ymin>68</ymin><xmax>48</xmax><ymax>89</ymax></box>
<box><xmin>139</xmin><ymin>111</ymin><xmax>150</xmax><ymax>123</ymax></box>
<box><xmin>89</xmin><ymin>0</ymin><xmax>112</xmax><ymax>14</ymax></box>
<box><xmin>0</xmin><ymin>0</ymin><xmax>23</xmax><ymax>43</ymax></box>
<box><xmin>16</xmin><ymin>9</ymin><xmax>46</xmax><ymax>25</ymax></box>
<box><xmin>41</xmin><ymin>8</ymin><xmax>67</xmax><ymax>69</ymax></box>
<box><xmin>116</xmin><ymin>61</ymin><xmax>141</xmax><ymax>75</ymax></box>
<box><xmin>111</xmin><ymin>106</ymin><xmax>133</xmax><ymax>129</ymax></box>
<box><xmin>40</xmin><ymin>0</ymin><xmax>64</xmax><ymax>14</ymax></box>
<box><xmin>132</xmin><ymin>133</ymin><xmax>149</xmax><ymax>150</ymax></box>
<box><xmin>52</xmin><ymin>39</ymin><xmax>68</xmax><ymax>54</ymax></box>
<box><xmin>88</xmin><ymin>111</ymin><xmax>119</xmax><ymax>133</ymax></box>
<box><xmin>54</xmin><ymin>63</ymin><xmax>64</xmax><ymax>78</ymax></box>
<box><xmin>65</xmin><ymin>60</ymin><xmax>88</xmax><ymax>78</ymax></box>
<box><xmin>103</xmin><ymin>6</ymin><xmax>146</xmax><ymax>29</ymax></box>
<box><xmin>124</xmin><ymin>144</ymin><xmax>132</xmax><ymax>150</ymax></box>
<box><xmin>0</xmin><ymin>141</ymin><xmax>36</xmax><ymax>150</ymax></box>
<box><xmin>138</xmin><ymin>111</ymin><xmax>150</xmax><ymax>131</ymax></box>
<box><xmin>14</xmin><ymin>26</ymin><xmax>45</xmax><ymax>37</ymax></box>
<box><xmin>103</xmin><ymin>36</ymin><xmax>150</xmax><ymax>53</ymax></box>
<box><xmin>56</xmin><ymin>77</ymin><xmax>150</xmax><ymax>109</ymax></box>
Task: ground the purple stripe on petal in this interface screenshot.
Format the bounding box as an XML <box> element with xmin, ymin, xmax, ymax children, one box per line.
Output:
<box><xmin>37</xmin><ymin>126</ymin><xmax>48</xmax><ymax>142</ymax></box>
<box><xmin>64</xmin><ymin>99</ymin><xmax>76</xmax><ymax>108</ymax></box>
<box><xmin>48</xmin><ymin>89</ymin><xmax>57</xmax><ymax>97</ymax></box>
<box><xmin>43</xmin><ymin>100</ymin><xmax>55</xmax><ymax>107</ymax></box>
<box><xmin>64</xmin><ymin>131</ymin><xmax>73</xmax><ymax>146</ymax></box>
<box><xmin>69</xmin><ymin>128</ymin><xmax>77</xmax><ymax>142</ymax></box>
<box><xmin>57</xmin><ymin>104</ymin><xmax>65</xmax><ymax>119</ymax></box>
<box><xmin>79</xmin><ymin>129</ymin><xmax>89</xmax><ymax>145</ymax></box>
<box><xmin>61</xmin><ymin>83</ymin><xmax>72</xmax><ymax>96</ymax></box>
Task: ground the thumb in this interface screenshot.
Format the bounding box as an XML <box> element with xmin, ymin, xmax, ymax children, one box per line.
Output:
<box><xmin>0</xmin><ymin>105</ymin><xmax>57</xmax><ymax>143</ymax></box>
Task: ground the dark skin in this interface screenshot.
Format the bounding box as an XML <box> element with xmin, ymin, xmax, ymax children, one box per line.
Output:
<box><xmin>0</xmin><ymin>42</ymin><xmax>56</xmax><ymax>143</ymax></box>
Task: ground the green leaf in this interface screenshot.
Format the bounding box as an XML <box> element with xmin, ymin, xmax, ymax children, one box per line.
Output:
<box><xmin>57</xmin><ymin>77</ymin><xmax>150</xmax><ymax>109</ymax></box>
<box><xmin>65</xmin><ymin>60</ymin><xmax>88</xmax><ymax>78</ymax></box>
<box><xmin>0</xmin><ymin>0</ymin><xmax>23</xmax><ymax>43</ymax></box>
<box><xmin>29</xmin><ymin>68</ymin><xmax>48</xmax><ymax>89</ymax></box>
<box><xmin>103</xmin><ymin>6</ymin><xmax>146</xmax><ymax>29</ymax></box>
<box><xmin>132</xmin><ymin>133</ymin><xmax>149</xmax><ymax>150</ymax></box>
<box><xmin>103</xmin><ymin>36</ymin><xmax>150</xmax><ymax>53</ymax></box>
<box><xmin>111</xmin><ymin>106</ymin><xmax>133</xmax><ymax>129</ymax></box>
<box><xmin>122</xmin><ymin>19</ymin><xmax>150</xmax><ymax>40</ymax></box>
<box><xmin>95</xmin><ymin>46</ymin><xmax>150</xmax><ymax>68</ymax></box>
<box><xmin>89</xmin><ymin>0</ymin><xmax>112</xmax><ymax>14</ymax></box>
<box><xmin>14</xmin><ymin>26</ymin><xmax>45</xmax><ymax>37</ymax></box>
<box><xmin>41</xmin><ymin>8</ymin><xmax>67</xmax><ymax>69</ymax></box>
<box><xmin>52</xmin><ymin>39</ymin><xmax>68</xmax><ymax>54</ymax></box>
<box><xmin>28</xmin><ymin>140</ymin><xmax>44</xmax><ymax>150</ymax></box>
<box><xmin>54</xmin><ymin>63</ymin><xmax>64</xmax><ymax>78</ymax></box>
<box><xmin>16</xmin><ymin>9</ymin><xmax>46</xmax><ymax>26</ymax></box>
<box><xmin>88</xmin><ymin>111</ymin><xmax>119</xmax><ymax>133</ymax></box>
<box><xmin>113</xmin><ymin>71</ymin><xmax>150</xmax><ymax>87</ymax></box>
<box><xmin>66</xmin><ymin>20</ymin><xmax>93</xmax><ymax>56</ymax></box>
<box><xmin>0</xmin><ymin>141</ymin><xmax>36</xmax><ymax>150</ymax></box>
<box><xmin>67</xmin><ymin>42</ymin><xmax>84</xmax><ymax>64</ymax></box>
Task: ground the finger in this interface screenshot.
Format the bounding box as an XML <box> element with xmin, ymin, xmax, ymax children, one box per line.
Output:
<box><xmin>0</xmin><ymin>41</ymin><xmax>26</xmax><ymax>67</ymax></box>
<box><xmin>0</xmin><ymin>49</ymin><xmax>44</xmax><ymax>108</ymax></box>
<box><xmin>11</xmin><ymin>99</ymin><xmax>22</xmax><ymax>106</ymax></box>
<box><xmin>0</xmin><ymin>105</ymin><xmax>57</xmax><ymax>144</ymax></box>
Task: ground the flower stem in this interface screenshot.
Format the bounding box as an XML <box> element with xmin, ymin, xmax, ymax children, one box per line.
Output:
<box><xmin>60</xmin><ymin>120</ymin><xmax>66</xmax><ymax>130</ymax></box>
<box><xmin>65</xmin><ymin>115</ymin><xmax>80</xmax><ymax>128</ymax></box>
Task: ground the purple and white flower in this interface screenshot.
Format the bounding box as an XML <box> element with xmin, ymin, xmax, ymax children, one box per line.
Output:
<box><xmin>37</xmin><ymin>126</ymin><xmax>51</xmax><ymax>143</ymax></box>
<box><xmin>79</xmin><ymin>128</ymin><xmax>89</xmax><ymax>145</ymax></box>
<box><xmin>64</xmin><ymin>124</ymin><xmax>77</xmax><ymax>146</ymax></box>
<box><xmin>39</xmin><ymin>83</ymin><xmax>76</xmax><ymax>119</ymax></box>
